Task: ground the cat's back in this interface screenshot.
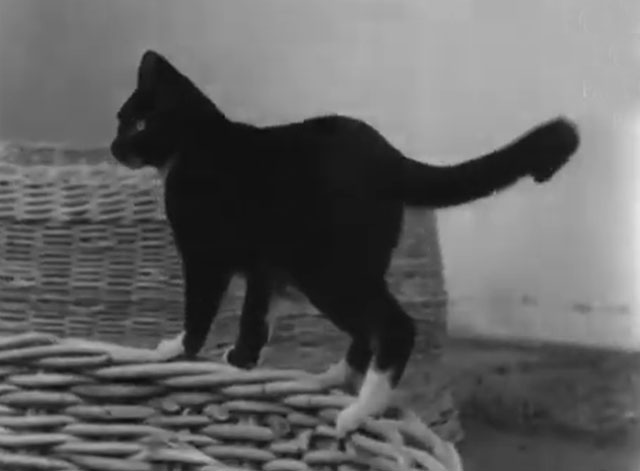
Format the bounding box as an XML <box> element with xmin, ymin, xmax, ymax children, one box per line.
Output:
<box><xmin>263</xmin><ymin>114</ymin><xmax>366</xmax><ymax>146</ymax></box>
<box><xmin>259</xmin><ymin>114</ymin><xmax>401</xmax><ymax>198</ymax></box>
<box><xmin>255</xmin><ymin>114</ymin><xmax>388</xmax><ymax>172</ymax></box>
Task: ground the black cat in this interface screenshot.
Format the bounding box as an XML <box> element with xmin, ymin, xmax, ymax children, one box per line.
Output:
<box><xmin>110</xmin><ymin>50</ymin><xmax>579</xmax><ymax>436</ymax></box>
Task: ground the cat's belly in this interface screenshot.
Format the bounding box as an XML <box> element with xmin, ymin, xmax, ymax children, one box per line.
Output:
<box><xmin>236</xmin><ymin>257</ymin><xmax>302</xmax><ymax>302</ymax></box>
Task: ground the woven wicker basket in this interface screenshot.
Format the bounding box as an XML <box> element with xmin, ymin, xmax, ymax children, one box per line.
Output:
<box><xmin>0</xmin><ymin>332</ymin><xmax>463</xmax><ymax>471</ymax></box>
<box><xmin>0</xmin><ymin>142</ymin><xmax>462</xmax><ymax>469</ymax></box>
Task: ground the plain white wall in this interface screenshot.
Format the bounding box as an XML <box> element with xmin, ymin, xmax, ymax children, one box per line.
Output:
<box><xmin>1</xmin><ymin>0</ymin><xmax>638</xmax><ymax>350</ymax></box>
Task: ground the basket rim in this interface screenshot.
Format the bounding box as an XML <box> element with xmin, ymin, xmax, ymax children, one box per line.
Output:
<box><xmin>0</xmin><ymin>140</ymin><xmax>115</xmax><ymax>167</ymax></box>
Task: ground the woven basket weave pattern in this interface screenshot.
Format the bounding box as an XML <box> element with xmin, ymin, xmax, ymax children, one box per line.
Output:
<box><xmin>0</xmin><ymin>332</ymin><xmax>462</xmax><ymax>471</ymax></box>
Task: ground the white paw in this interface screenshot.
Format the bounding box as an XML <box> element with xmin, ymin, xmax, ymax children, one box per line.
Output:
<box><xmin>335</xmin><ymin>403</ymin><xmax>366</xmax><ymax>438</ymax></box>
<box><xmin>154</xmin><ymin>332</ymin><xmax>184</xmax><ymax>362</ymax></box>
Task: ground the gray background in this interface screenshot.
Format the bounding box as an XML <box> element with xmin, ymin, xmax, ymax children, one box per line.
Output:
<box><xmin>0</xmin><ymin>0</ymin><xmax>638</xmax><ymax>350</ymax></box>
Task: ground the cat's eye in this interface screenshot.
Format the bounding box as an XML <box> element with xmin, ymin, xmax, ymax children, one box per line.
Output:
<box><xmin>134</xmin><ymin>120</ymin><xmax>146</xmax><ymax>132</ymax></box>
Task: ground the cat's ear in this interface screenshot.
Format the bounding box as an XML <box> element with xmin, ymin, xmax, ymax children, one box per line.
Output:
<box><xmin>137</xmin><ymin>50</ymin><xmax>181</xmax><ymax>93</ymax></box>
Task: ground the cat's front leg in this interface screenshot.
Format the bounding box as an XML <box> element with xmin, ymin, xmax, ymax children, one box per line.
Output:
<box><xmin>223</xmin><ymin>270</ymin><xmax>273</xmax><ymax>369</ymax></box>
<box><xmin>180</xmin><ymin>253</ymin><xmax>233</xmax><ymax>359</ymax></box>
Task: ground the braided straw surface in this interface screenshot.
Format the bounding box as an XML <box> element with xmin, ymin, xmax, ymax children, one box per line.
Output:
<box><xmin>0</xmin><ymin>332</ymin><xmax>462</xmax><ymax>471</ymax></box>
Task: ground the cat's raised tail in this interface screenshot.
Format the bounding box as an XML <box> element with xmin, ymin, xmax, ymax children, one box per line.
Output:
<box><xmin>398</xmin><ymin>117</ymin><xmax>579</xmax><ymax>208</ymax></box>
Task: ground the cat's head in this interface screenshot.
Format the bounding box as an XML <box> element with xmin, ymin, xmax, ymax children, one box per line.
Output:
<box><xmin>110</xmin><ymin>50</ymin><xmax>213</xmax><ymax>170</ymax></box>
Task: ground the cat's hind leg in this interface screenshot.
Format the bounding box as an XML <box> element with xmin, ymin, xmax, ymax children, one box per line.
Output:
<box><xmin>299</xmin><ymin>274</ymin><xmax>414</xmax><ymax>435</ymax></box>
<box><xmin>301</xmin><ymin>281</ymin><xmax>372</xmax><ymax>393</ymax></box>
<box><xmin>311</xmin><ymin>337</ymin><xmax>370</xmax><ymax>395</ymax></box>
<box><xmin>333</xmin><ymin>288</ymin><xmax>415</xmax><ymax>437</ymax></box>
